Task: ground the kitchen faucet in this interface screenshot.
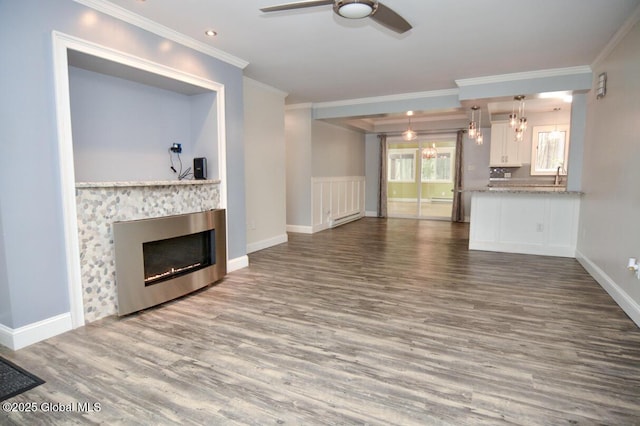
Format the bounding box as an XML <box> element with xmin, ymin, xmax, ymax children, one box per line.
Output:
<box><xmin>554</xmin><ymin>166</ymin><xmax>564</xmax><ymax>186</ymax></box>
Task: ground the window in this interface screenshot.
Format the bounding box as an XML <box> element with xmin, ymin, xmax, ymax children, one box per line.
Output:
<box><xmin>388</xmin><ymin>149</ymin><xmax>415</xmax><ymax>182</ymax></box>
<box><xmin>531</xmin><ymin>125</ymin><xmax>570</xmax><ymax>175</ymax></box>
<box><xmin>421</xmin><ymin>148</ymin><xmax>454</xmax><ymax>183</ymax></box>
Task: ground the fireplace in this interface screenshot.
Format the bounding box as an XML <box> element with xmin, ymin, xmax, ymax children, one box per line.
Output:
<box><xmin>113</xmin><ymin>209</ymin><xmax>226</xmax><ymax>316</ymax></box>
<box><xmin>143</xmin><ymin>231</ymin><xmax>214</xmax><ymax>286</ymax></box>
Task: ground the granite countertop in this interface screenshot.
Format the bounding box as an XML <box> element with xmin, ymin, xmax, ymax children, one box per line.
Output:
<box><xmin>76</xmin><ymin>179</ymin><xmax>221</xmax><ymax>188</ymax></box>
<box><xmin>461</xmin><ymin>186</ymin><xmax>583</xmax><ymax>195</ymax></box>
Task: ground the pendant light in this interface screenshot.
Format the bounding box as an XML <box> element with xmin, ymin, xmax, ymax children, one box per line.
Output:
<box><xmin>512</xmin><ymin>95</ymin><xmax>527</xmax><ymax>141</ymax></box>
<box><xmin>475</xmin><ymin>107</ymin><xmax>483</xmax><ymax>145</ymax></box>
<box><xmin>422</xmin><ymin>143</ymin><xmax>438</xmax><ymax>159</ymax></box>
<box><xmin>402</xmin><ymin>111</ymin><xmax>417</xmax><ymax>141</ymax></box>
<box><xmin>468</xmin><ymin>106</ymin><xmax>483</xmax><ymax>145</ymax></box>
<box><xmin>468</xmin><ymin>106</ymin><xmax>478</xmax><ymax>139</ymax></box>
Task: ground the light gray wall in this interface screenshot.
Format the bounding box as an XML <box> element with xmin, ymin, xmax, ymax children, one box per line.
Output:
<box><xmin>70</xmin><ymin>66</ymin><xmax>193</xmax><ymax>181</ymax></box>
<box><xmin>286</xmin><ymin>110</ymin><xmax>365</xmax><ymax>228</ymax></box>
<box><xmin>578</xmin><ymin>20</ymin><xmax>640</xmax><ymax>311</ymax></box>
<box><xmin>244</xmin><ymin>78</ymin><xmax>287</xmax><ymax>249</ymax></box>
<box><xmin>463</xmin><ymin>128</ymin><xmax>492</xmax><ymax>219</ymax></box>
<box><xmin>311</xmin><ymin>120</ymin><xmax>365</xmax><ymax>177</ymax></box>
<box><xmin>285</xmin><ymin>106</ymin><xmax>313</xmax><ymax>226</ymax></box>
<box><xmin>567</xmin><ymin>93</ymin><xmax>587</xmax><ymax>191</ymax></box>
<box><xmin>0</xmin><ymin>203</ymin><xmax>11</xmax><ymax>327</ymax></box>
<box><xmin>0</xmin><ymin>0</ymin><xmax>245</xmax><ymax>329</ymax></box>
<box><xmin>190</xmin><ymin>92</ymin><xmax>220</xmax><ymax>179</ymax></box>
<box><xmin>364</xmin><ymin>134</ymin><xmax>380</xmax><ymax>215</ymax></box>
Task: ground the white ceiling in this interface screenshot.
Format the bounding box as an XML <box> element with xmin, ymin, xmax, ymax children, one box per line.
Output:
<box><xmin>102</xmin><ymin>0</ymin><xmax>639</xmax><ymax>127</ymax></box>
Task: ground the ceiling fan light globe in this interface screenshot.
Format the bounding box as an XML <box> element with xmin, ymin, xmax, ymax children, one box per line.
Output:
<box><xmin>334</xmin><ymin>0</ymin><xmax>377</xmax><ymax>19</ymax></box>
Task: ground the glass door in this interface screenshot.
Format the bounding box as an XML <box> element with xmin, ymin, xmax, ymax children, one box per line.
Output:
<box><xmin>387</xmin><ymin>136</ymin><xmax>456</xmax><ymax>220</ymax></box>
<box><xmin>387</xmin><ymin>141</ymin><xmax>419</xmax><ymax>217</ymax></box>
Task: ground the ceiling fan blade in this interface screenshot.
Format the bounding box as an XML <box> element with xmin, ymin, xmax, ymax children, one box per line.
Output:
<box><xmin>370</xmin><ymin>2</ymin><xmax>412</xmax><ymax>33</ymax></box>
<box><xmin>260</xmin><ymin>0</ymin><xmax>334</xmax><ymax>13</ymax></box>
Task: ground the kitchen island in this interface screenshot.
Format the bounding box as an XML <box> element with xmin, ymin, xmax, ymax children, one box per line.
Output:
<box><xmin>465</xmin><ymin>187</ymin><xmax>583</xmax><ymax>257</ymax></box>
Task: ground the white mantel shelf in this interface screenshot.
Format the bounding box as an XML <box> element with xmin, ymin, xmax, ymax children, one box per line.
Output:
<box><xmin>76</xmin><ymin>179</ymin><xmax>221</xmax><ymax>188</ymax></box>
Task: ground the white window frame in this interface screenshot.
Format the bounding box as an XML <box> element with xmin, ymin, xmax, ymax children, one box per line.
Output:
<box><xmin>387</xmin><ymin>148</ymin><xmax>416</xmax><ymax>183</ymax></box>
<box><xmin>421</xmin><ymin>147</ymin><xmax>455</xmax><ymax>183</ymax></box>
<box><xmin>531</xmin><ymin>125</ymin><xmax>571</xmax><ymax>176</ymax></box>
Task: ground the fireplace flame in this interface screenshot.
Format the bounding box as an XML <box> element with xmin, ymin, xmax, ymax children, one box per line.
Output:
<box><xmin>145</xmin><ymin>262</ymin><xmax>203</xmax><ymax>284</ymax></box>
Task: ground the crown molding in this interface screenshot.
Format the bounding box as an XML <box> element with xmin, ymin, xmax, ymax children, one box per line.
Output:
<box><xmin>592</xmin><ymin>3</ymin><xmax>640</xmax><ymax>68</ymax></box>
<box><xmin>313</xmin><ymin>88</ymin><xmax>460</xmax><ymax>109</ymax></box>
<box><xmin>455</xmin><ymin>66</ymin><xmax>592</xmax><ymax>87</ymax></box>
<box><xmin>73</xmin><ymin>0</ymin><xmax>249</xmax><ymax>69</ymax></box>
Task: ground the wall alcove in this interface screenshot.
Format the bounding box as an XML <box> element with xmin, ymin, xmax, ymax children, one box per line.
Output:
<box><xmin>68</xmin><ymin>49</ymin><xmax>220</xmax><ymax>183</ymax></box>
<box><xmin>52</xmin><ymin>31</ymin><xmax>228</xmax><ymax>328</ymax></box>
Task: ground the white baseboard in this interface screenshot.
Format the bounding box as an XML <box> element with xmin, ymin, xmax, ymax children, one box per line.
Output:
<box><xmin>312</xmin><ymin>223</ymin><xmax>329</xmax><ymax>234</ymax></box>
<box><xmin>227</xmin><ymin>255</ymin><xmax>249</xmax><ymax>272</ymax></box>
<box><xmin>0</xmin><ymin>313</ymin><xmax>73</xmax><ymax>351</ymax></box>
<box><xmin>576</xmin><ymin>250</ymin><xmax>640</xmax><ymax>327</ymax></box>
<box><xmin>287</xmin><ymin>224</ymin><xmax>313</xmax><ymax>234</ymax></box>
<box><xmin>469</xmin><ymin>241</ymin><xmax>575</xmax><ymax>258</ymax></box>
<box><xmin>247</xmin><ymin>233</ymin><xmax>288</xmax><ymax>254</ymax></box>
<box><xmin>0</xmin><ymin>324</ymin><xmax>12</xmax><ymax>349</ymax></box>
<box><xmin>365</xmin><ymin>210</ymin><xmax>378</xmax><ymax>217</ymax></box>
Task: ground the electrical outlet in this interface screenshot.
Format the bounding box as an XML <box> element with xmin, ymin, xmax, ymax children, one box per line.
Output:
<box><xmin>170</xmin><ymin>143</ymin><xmax>182</xmax><ymax>153</ymax></box>
<box><xmin>628</xmin><ymin>258</ymin><xmax>640</xmax><ymax>280</ymax></box>
<box><xmin>504</xmin><ymin>172</ymin><xmax>512</xmax><ymax>178</ymax></box>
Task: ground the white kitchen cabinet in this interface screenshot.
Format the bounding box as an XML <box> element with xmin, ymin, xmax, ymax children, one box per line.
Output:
<box><xmin>489</xmin><ymin>122</ymin><xmax>521</xmax><ymax>167</ymax></box>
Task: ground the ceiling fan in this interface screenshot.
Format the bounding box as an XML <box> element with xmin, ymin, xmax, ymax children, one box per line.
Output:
<box><xmin>260</xmin><ymin>0</ymin><xmax>412</xmax><ymax>34</ymax></box>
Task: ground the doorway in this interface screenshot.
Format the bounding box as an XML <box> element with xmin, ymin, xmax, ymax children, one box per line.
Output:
<box><xmin>386</xmin><ymin>136</ymin><xmax>456</xmax><ymax>220</ymax></box>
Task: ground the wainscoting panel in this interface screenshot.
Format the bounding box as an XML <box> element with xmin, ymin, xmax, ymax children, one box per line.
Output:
<box><xmin>312</xmin><ymin>176</ymin><xmax>365</xmax><ymax>233</ymax></box>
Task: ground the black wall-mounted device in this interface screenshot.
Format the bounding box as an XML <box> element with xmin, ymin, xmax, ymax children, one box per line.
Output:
<box><xmin>194</xmin><ymin>157</ymin><xmax>207</xmax><ymax>180</ymax></box>
<box><xmin>170</xmin><ymin>143</ymin><xmax>182</xmax><ymax>153</ymax></box>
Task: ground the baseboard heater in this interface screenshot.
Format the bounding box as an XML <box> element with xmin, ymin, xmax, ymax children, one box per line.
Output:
<box><xmin>329</xmin><ymin>212</ymin><xmax>362</xmax><ymax>228</ymax></box>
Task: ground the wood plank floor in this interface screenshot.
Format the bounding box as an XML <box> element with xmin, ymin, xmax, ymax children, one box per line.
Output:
<box><xmin>2</xmin><ymin>218</ymin><xmax>640</xmax><ymax>425</ymax></box>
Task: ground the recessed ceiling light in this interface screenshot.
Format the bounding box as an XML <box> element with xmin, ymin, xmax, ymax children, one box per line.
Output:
<box><xmin>205</xmin><ymin>30</ymin><xmax>217</xmax><ymax>37</ymax></box>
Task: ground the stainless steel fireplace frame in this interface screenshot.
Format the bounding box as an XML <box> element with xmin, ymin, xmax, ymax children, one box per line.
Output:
<box><xmin>113</xmin><ymin>209</ymin><xmax>226</xmax><ymax>316</ymax></box>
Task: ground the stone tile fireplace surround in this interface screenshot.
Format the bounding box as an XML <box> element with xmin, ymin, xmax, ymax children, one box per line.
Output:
<box><xmin>75</xmin><ymin>180</ymin><xmax>220</xmax><ymax>322</ymax></box>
